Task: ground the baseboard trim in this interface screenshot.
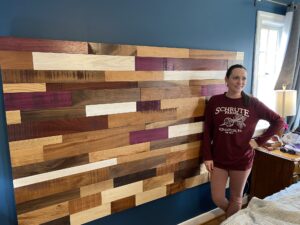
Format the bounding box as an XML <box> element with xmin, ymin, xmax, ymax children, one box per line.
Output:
<box><xmin>178</xmin><ymin>196</ymin><xmax>248</xmax><ymax>225</ymax></box>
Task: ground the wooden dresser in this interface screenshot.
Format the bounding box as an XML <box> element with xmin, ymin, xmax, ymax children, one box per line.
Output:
<box><xmin>250</xmin><ymin>147</ymin><xmax>300</xmax><ymax>199</ymax></box>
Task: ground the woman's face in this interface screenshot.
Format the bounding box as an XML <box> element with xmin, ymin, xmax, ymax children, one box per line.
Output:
<box><xmin>225</xmin><ymin>68</ymin><xmax>247</xmax><ymax>94</ymax></box>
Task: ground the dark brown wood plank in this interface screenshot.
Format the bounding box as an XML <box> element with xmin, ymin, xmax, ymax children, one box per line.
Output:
<box><xmin>88</xmin><ymin>43</ymin><xmax>137</xmax><ymax>55</ymax></box>
<box><xmin>12</xmin><ymin>154</ymin><xmax>89</xmax><ymax>179</ymax></box>
<box><xmin>8</xmin><ymin>116</ymin><xmax>108</xmax><ymax>141</ymax></box>
<box><xmin>113</xmin><ymin>168</ymin><xmax>156</xmax><ymax>187</ymax></box>
<box><xmin>1</xmin><ymin>70</ymin><xmax>105</xmax><ymax>83</ymax></box>
<box><xmin>111</xmin><ymin>196</ymin><xmax>136</xmax><ymax>213</ymax></box>
<box><xmin>40</xmin><ymin>216</ymin><xmax>70</xmax><ymax>225</ymax></box>
<box><xmin>0</xmin><ymin>37</ymin><xmax>88</xmax><ymax>54</ymax></box>
<box><xmin>167</xmin><ymin>181</ymin><xmax>185</xmax><ymax>195</ymax></box>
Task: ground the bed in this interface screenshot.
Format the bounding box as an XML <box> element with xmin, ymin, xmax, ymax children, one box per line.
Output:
<box><xmin>221</xmin><ymin>181</ymin><xmax>300</xmax><ymax>225</ymax></box>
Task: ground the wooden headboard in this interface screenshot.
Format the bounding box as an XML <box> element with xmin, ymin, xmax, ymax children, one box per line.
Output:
<box><xmin>0</xmin><ymin>36</ymin><xmax>243</xmax><ymax>225</ymax></box>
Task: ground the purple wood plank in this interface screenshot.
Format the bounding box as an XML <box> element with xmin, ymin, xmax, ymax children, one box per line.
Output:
<box><xmin>166</xmin><ymin>58</ymin><xmax>227</xmax><ymax>70</ymax></box>
<box><xmin>7</xmin><ymin>116</ymin><xmax>108</xmax><ymax>141</ymax></box>
<box><xmin>46</xmin><ymin>82</ymin><xmax>137</xmax><ymax>91</ymax></box>
<box><xmin>136</xmin><ymin>100</ymin><xmax>161</xmax><ymax>111</ymax></box>
<box><xmin>130</xmin><ymin>127</ymin><xmax>168</xmax><ymax>144</ymax></box>
<box><xmin>4</xmin><ymin>92</ymin><xmax>72</xmax><ymax>111</ymax></box>
<box><xmin>135</xmin><ymin>57</ymin><xmax>165</xmax><ymax>71</ymax></box>
<box><xmin>0</xmin><ymin>37</ymin><xmax>88</xmax><ymax>54</ymax></box>
<box><xmin>200</xmin><ymin>84</ymin><xmax>227</xmax><ymax>96</ymax></box>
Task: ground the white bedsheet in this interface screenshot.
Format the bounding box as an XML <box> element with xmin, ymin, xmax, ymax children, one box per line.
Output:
<box><xmin>221</xmin><ymin>182</ymin><xmax>300</xmax><ymax>225</ymax></box>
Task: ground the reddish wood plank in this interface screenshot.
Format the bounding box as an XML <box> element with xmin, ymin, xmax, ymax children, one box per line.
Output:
<box><xmin>12</xmin><ymin>154</ymin><xmax>89</xmax><ymax>179</ymax></box>
<box><xmin>0</xmin><ymin>37</ymin><xmax>88</xmax><ymax>54</ymax></box>
<box><xmin>166</xmin><ymin>58</ymin><xmax>228</xmax><ymax>71</ymax></box>
<box><xmin>136</xmin><ymin>100</ymin><xmax>161</xmax><ymax>111</ymax></box>
<box><xmin>46</xmin><ymin>82</ymin><xmax>137</xmax><ymax>91</ymax></box>
<box><xmin>113</xmin><ymin>168</ymin><xmax>156</xmax><ymax>187</ymax></box>
<box><xmin>7</xmin><ymin>116</ymin><xmax>108</xmax><ymax>141</ymax></box>
<box><xmin>135</xmin><ymin>57</ymin><xmax>165</xmax><ymax>71</ymax></box>
<box><xmin>4</xmin><ymin>91</ymin><xmax>72</xmax><ymax>111</ymax></box>
<box><xmin>16</xmin><ymin>189</ymin><xmax>80</xmax><ymax>214</ymax></box>
<box><xmin>1</xmin><ymin>70</ymin><xmax>105</xmax><ymax>83</ymax></box>
<box><xmin>0</xmin><ymin>50</ymin><xmax>33</xmax><ymax>69</ymax></box>
<box><xmin>111</xmin><ymin>196</ymin><xmax>135</xmax><ymax>213</ymax></box>
<box><xmin>200</xmin><ymin>84</ymin><xmax>227</xmax><ymax>96</ymax></box>
<box><xmin>130</xmin><ymin>127</ymin><xmax>168</xmax><ymax>144</ymax></box>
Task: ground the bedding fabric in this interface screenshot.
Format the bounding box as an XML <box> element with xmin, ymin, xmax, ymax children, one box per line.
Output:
<box><xmin>221</xmin><ymin>182</ymin><xmax>300</xmax><ymax>225</ymax></box>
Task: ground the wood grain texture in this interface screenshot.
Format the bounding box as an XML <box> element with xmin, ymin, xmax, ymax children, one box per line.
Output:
<box><xmin>136</xmin><ymin>186</ymin><xmax>166</xmax><ymax>206</ymax></box>
<box><xmin>69</xmin><ymin>193</ymin><xmax>101</xmax><ymax>214</ymax></box>
<box><xmin>166</xmin><ymin>58</ymin><xmax>227</xmax><ymax>71</ymax></box>
<box><xmin>167</xmin><ymin>181</ymin><xmax>185</xmax><ymax>195</ymax></box>
<box><xmin>105</xmin><ymin>71</ymin><xmax>163</xmax><ymax>81</ymax></box>
<box><xmin>143</xmin><ymin>173</ymin><xmax>174</xmax><ymax>191</ymax></box>
<box><xmin>70</xmin><ymin>203</ymin><xmax>111</xmax><ymax>225</ymax></box>
<box><xmin>88</xmin><ymin>43</ymin><xmax>137</xmax><ymax>55</ymax></box>
<box><xmin>113</xmin><ymin>168</ymin><xmax>156</xmax><ymax>187</ymax></box>
<box><xmin>1</xmin><ymin>70</ymin><xmax>106</xmax><ymax>83</ymax></box>
<box><xmin>4</xmin><ymin>91</ymin><xmax>72</xmax><ymax>111</ymax></box>
<box><xmin>141</xmin><ymin>86</ymin><xmax>200</xmax><ymax>101</ymax></box>
<box><xmin>164</xmin><ymin>71</ymin><xmax>225</xmax><ymax>80</ymax></box>
<box><xmin>8</xmin><ymin>115</ymin><xmax>108</xmax><ymax>141</ymax></box>
<box><xmin>18</xmin><ymin>202</ymin><xmax>69</xmax><ymax>225</ymax></box>
<box><xmin>168</xmin><ymin>122</ymin><xmax>203</xmax><ymax>138</ymax></box>
<box><xmin>72</xmin><ymin>88</ymin><xmax>140</xmax><ymax>106</ymax></box>
<box><xmin>33</xmin><ymin>52</ymin><xmax>135</xmax><ymax>71</ymax></box>
<box><xmin>12</xmin><ymin>154</ymin><xmax>89</xmax><ymax>179</ymax></box>
<box><xmin>135</xmin><ymin>57</ymin><xmax>165</xmax><ymax>71</ymax></box>
<box><xmin>0</xmin><ymin>50</ymin><xmax>33</xmax><ymax>69</ymax></box>
<box><xmin>111</xmin><ymin>196</ymin><xmax>135</xmax><ymax>213</ymax></box>
<box><xmin>138</xmin><ymin>80</ymin><xmax>189</xmax><ymax>88</ymax></box>
<box><xmin>16</xmin><ymin>189</ymin><xmax>80</xmax><ymax>215</ymax></box>
<box><xmin>136</xmin><ymin>100</ymin><xmax>161</xmax><ymax>111</ymax></box>
<box><xmin>189</xmin><ymin>79</ymin><xmax>224</xmax><ymax>86</ymax></box>
<box><xmin>3</xmin><ymin>83</ymin><xmax>46</xmax><ymax>93</ymax></box>
<box><xmin>200</xmin><ymin>84</ymin><xmax>227</xmax><ymax>96</ymax></box>
<box><xmin>46</xmin><ymin>81</ymin><xmax>137</xmax><ymax>91</ymax></box>
<box><xmin>189</xmin><ymin>49</ymin><xmax>240</xmax><ymax>60</ymax></box>
<box><xmin>137</xmin><ymin>46</ymin><xmax>189</xmax><ymax>58</ymax></box>
<box><xmin>80</xmin><ymin>179</ymin><xmax>113</xmax><ymax>197</ymax></box>
<box><xmin>130</xmin><ymin>127</ymin><xmax>168</xmax><ymax>144</ymax></box>
<box><xmin>108</xmin><ymin>109</ymin><xmax>176</xmax><ymax>128</ymax></box>
<box><xmin>86</xmin><ymin>102</ymin><xmax>137</xmax><ymax>117</ymax></box>
<box><xmin>40</xmin><ymin>216</ymin><xmax>70</xmax><ymax>225</ymax></box>
<box><xmin>0</xmin><ymin>37</ymin><xmax>88</xmax><ymax>54</ymax></box>
<box><xmin>6</xmin><ymin>110</ymin><xmax>21</xmax><ymax>125</ymax></box>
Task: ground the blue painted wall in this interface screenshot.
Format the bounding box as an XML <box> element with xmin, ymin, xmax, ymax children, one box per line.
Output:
<box><xmin>0</xmin><ymin>0</ymin><xmax>295</xmax><ymax>224</ymax></box>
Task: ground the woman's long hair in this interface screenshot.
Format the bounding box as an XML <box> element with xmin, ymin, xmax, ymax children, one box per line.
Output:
<box><xmin>226</xmin><ymin>64</ymin><xmax>251</xmax><ymax>107</ymax></box>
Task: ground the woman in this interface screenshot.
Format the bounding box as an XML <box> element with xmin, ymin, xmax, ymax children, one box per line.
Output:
<box><xmin>202</xmin><ymin>64</ymin><xmax>284</xmax><ymax>218</ymax></box>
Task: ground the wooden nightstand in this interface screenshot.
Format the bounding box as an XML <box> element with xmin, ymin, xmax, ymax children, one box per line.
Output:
<box><xmin>250</xmin><ymin>147</ymin><xmax>300</xmax><ymax>199</ymax></box>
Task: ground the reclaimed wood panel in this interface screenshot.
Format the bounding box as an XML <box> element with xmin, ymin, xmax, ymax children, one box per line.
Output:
<box><xmin>0</xmin><ymin>50</ymin><xmax>33</xmax><ymax>69</ymax></box>
<box><xmin>0</xmin><ymin>37</ymin><xmax>243</xmax><ymax>225</ymax></box>
<box><xmin>0</xmin><ymin>37</ymin><xmax>88</xmax><ymax>54</ymax></box>
<box><xmin>33</xmin><ymin>52</ymin><xmax>135</xmax><ymax>71</ymax></box>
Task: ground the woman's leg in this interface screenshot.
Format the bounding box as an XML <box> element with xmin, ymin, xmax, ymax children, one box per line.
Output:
<box><xmin>227</xmin><ymin>169</ymin><xmax>251</xmax><ymax>217</ymax></box>
<box><xmin>210</xmin><ymin>167</ymin><xmax>229</xmax><ymax>211</ymax></box>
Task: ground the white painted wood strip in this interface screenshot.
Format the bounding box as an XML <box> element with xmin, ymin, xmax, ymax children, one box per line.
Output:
<box><xmin>70</xmin><ymin>203</ymin><xmax>111</xmax><ymax>225</ymax></box>
<box><xmin>32</xmin><ymin>52</ymin><xmax>135</xmax><ymax>71</ymax></box>
<box><xmin>136</xmin><ymin>186</ymin><xmax>167</xmax><ymax>205</ymax></box>
<box><xmin>101</xmin><ymin>181</ymin><xmax>143</xmax><ymax>203</ymax></box>
<box><xmin>13</xmin><ymin>158</ymin><xmax>117</xmax><ymax>188</ymax></box>
<box><xmin>86</xmin><ymin>102</ymin><xmax>136</xmax><ymax>116</ymax></box>
<box><xmin>168</xmin><ymin>122</ymin><xmax>203</xmax><ymax>138</ymax></box>
<box><xmin>164</xmin><ymin>71</ymin><xmax>226</xmax><ymax>80</ymax></box>
<box><xmin>236</xmin><ymin>52</ymin><xmax>244</xmax><ymax>60</ymax></box>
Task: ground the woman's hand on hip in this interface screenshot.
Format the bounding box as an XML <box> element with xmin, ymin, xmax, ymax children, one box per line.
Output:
<box><xmin>249</xmin><ymin>139</ymin><xmax>259</xmax><ymax>149</ymax></box>
<box><xmin>204</xmin><ymin>160</ymin><xmax>214</xmax><ymax>173</ymax></box>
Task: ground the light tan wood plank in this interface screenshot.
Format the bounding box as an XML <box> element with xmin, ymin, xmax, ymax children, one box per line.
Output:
<box><xmin>136</xmin><ymin>186</ymin><xmax>167</xmax><ymax>205</ymax></box>
<box><xmin>166</xmin><ymin>148</ymin><xmax>200</xmax><ymax>164</ymax></box>
<box><xmin>69</xmin><ymin>193</ymin><xmax>101</xmax><ymax>214</ymax></box>
<box><xmin>101</xmin><ymin>181</ymin><xmax>143</xmax><ymax>203</ymax></box>
<box><xmin>89</xmin><ymin>142</ymin><xmax>150</xmax><ymax>163</ymax></box>
<box><xmin>3</xmin><ymin>83</ymin><xmax>46</xmax><ymax>93</ymax></box>
<box><xmin>137</xmin><ymin>46</ymin><xmax>189</xmax><ymax>58</ymax></box>
<box><xmin>105</xmin><ymin>71</ymin><xmax>163</xmax><ymax>81</ymax></box>
<box><xmin>18</xmin><ymin>202</ymin><xmax>68</xmax><ymax>225</ymax></box>
<box><xmin>108</xmin><ymin>109</ymin><xmax>177</xmax><ymax>128</ymax></box>
<box><xmin>6</xmin><ymin>110</ymin><xmax>21</xmax><ymax>125</ymax></box>
<box><xmin>189</xmin><ymin>79</ymin><xmax>224</xmax><ymax>86</ymax></box>
<box><xmin>189</xmin><ymin>49</ymin><xmax>239</xmax><ymax>60</ymax></box>
<box><xmin>143</xmin><ymin>173</ymin><xmax>174</xmax><ymax>191</ymax></box>
<box><xmin>184</xmin><ymin>173</ymin><xmax>209</xmax><ymax>189</ymax></box>
<box><xmin>164</xmin><ymin>71</ymin><xmax>225</xmax><ymax>81</ymax></box>
<box><xmin>80</xmin><ymin>179</ymin><xmax>113</xmax><ymax>197</ymax></box>
<box><xmin>32</xmin><ymin>52</ymin><xmax>135</xmax><ymax>71</ymax></box>
<box><xmin>169</xmin><ymin>122</ymin><xmax>203</xmax><ymax>138</ymax></box>
<box><xmin>70</xmin><ymin>203</ymin><xmax>111</xmax><ymax>225</ymax></box>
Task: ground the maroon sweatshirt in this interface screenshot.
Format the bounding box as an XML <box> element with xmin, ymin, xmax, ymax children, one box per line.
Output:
<box><xmin>202</xmin><ymin>93</ymin><xmax>284</xmax><ymax>170</ymax></box>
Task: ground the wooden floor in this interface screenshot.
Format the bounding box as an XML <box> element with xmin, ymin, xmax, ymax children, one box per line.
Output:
<box><xmin>200</xmin><ymin>215</ymin><xmax>226</xmax><ymax>225</ymax></box>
